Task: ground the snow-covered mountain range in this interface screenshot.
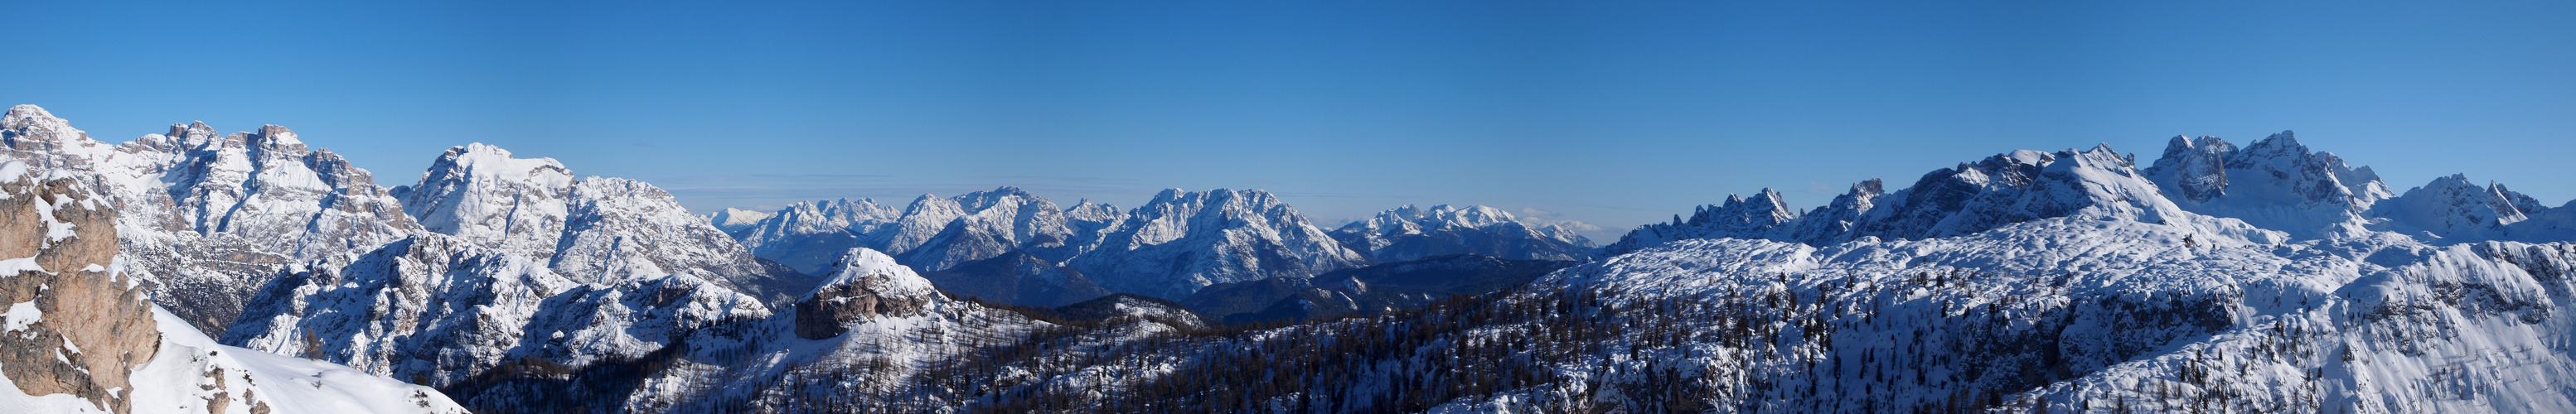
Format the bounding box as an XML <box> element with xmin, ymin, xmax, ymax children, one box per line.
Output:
<box><xmin>17</xmin><ymin>100</ymin><xmax>2576</xmax><ymax>413</ymax></box>
<box><xmin>1606</xmin><ymin>132</ymin><xmax>2574</xmax><ymax>258</ymax></box>
<box><xmin>729</xmin><ymin>189</ymin><xmax>1576</xmax><ymax>301</ymax></box>
<box><xmin>2</xmin><ymin>106</ymin><xmax>421</xmax><ymax>334</ymax></box>
<box><xmin>1329</xmin><ymin>204</ymin><xmax>1595</xmax><ymax>262</ymax></box>
<box><xmin>764</xmin><ymin>133</ymin><xmax>2574</xmax><ymax>413</ymax></box>
<box><xmin>1</xmin><ymin>104</ymin><xmax>813</xmax><ymax>412</ymax></box>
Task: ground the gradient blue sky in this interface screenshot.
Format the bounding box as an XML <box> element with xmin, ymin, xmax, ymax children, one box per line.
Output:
<box><xmin>12</xmin><ymin>1</ymin><xmax>2574</xmax><ymax>239</ymax></box>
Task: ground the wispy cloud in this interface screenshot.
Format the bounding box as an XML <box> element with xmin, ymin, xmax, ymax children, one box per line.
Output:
<box><xmin>654</xmin><ymin>174</ymin><xmax>1182</xmax><ymax>214</ymax></box>
<box><xmin>1803</xmin><ymin>181</ymin><xmax>1839</xmax><ymax>195</ymax></box>
<box><xmin>1513</xmin><ymin>206</ymin><xmax>1611</xmax><ymax>240</ymax></box>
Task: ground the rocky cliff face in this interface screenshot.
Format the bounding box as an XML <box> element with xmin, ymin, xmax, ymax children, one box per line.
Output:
<box><xmin>792</xmin><ymin>248</ymin><xmax>942</xmax><ymax>339</ymax></box>
<box><xmin>2</xmin><ymin>159</ymin><xmax>463</xmax><ymax>414</ymax></box>
<box><xmin>0</xmin><ymin>161</ymin><xmax>159</xmax><ymax>413</ymax></box>
<box><xmin>2</xmin><ymin>105</ymin><xmax>420</xmax><ymax>334</ymax></box>
<box><xmin>2141</xmin><ymin>132</ymin><xmax>2393</xmax><ymax>238</ymax></box>
<box><xmin>1</xmin><ymin>105</ymin><xmax>822</xmax><ymax>412</ymax></box>
<box><xmin>2138</xmin><ymin>131</ymin><xmax>2575</xmax><ymax>244</ymax></box>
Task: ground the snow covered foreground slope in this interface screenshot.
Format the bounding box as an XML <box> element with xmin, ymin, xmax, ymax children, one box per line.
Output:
<box><xmin>1484</xmin><ymin>218</ymin><xmax>2576</xmax><ymax>412</ymax></box>
<box><xmin>0</xmin><ymin>160</ymin><xmax>462</xmax><ymax>414</ymax></box>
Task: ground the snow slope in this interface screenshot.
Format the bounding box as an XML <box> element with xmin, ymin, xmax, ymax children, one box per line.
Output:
<box><xmin>705</xmin><ymin>207</ymin><xmax>773</xmax><ymax>237</ymax></box>
<box><xmin>1477</xmin><ymin>214</ymin><xmax>2576</xmax><ymax>412</ymax></box>
<box><xmin>220</xmin><ymin>233</ymin><xmax>773</xmax><ymax>388</ymax></box>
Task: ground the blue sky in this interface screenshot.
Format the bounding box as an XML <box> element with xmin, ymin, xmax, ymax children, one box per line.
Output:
<box><xmin>12</xmin><ymin>1</ymin><xmax>2574</xmax><ymax>239</ymax></box>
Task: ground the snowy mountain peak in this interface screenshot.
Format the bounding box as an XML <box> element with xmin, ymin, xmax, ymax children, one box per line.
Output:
<box><xmin>1609</xmin><ymin>142</ymin><xmax>2287</xmax><ymax>254</ymax></box>
<box><xmin>393</xmin><ymin>142</ymin><xmax>575</xmax><ymax>263</ymax></box>
<box><xmin>245</xmin><ymin>124</ymin><xmax>303</xmax><ymax>149</ymax></box>
<box><xmin>1067</xmin><ymin>198</ymin><xmax>1123</xmax><ymax>221</ymax></box>
<box><xmin>1</xmin><ymin>105</ymin><xmax>88</xmax><ymax>153</ymax></box>
<box><xmin>1702</xmin><ymin>188</ymin><xmax>1798</xmax><ymax>227</ymax></box>
<box><xmin>1072</xmin><ymin>188</ymin><xmax>1368</xmax><ymax>298</ymax></box>
<box><xmin>810</xmin><ymin>248</ymin><xmax>937</xmax><ymax>300</ymax></box>
<box><xmin>1363</xmin><ymin>204</ymin><xmax>1518</xmax><ymax>231</ymax></box>
<box><xmin>899</xmin><ymin>192</ymin><xmax>955</xmax><ymax>214</ymax></box>
<box><xmin>2152</xmin><ymin>135</ymin><xmax>2235</xmax><ymax>202</ymax></box>
<box><xmin>792</xmin><ymin>248</ymin><xmax>943</xmax><ymax>339</ymax></box>
<box><xmin>1329</xmin><ymin>204</ymin><xmax>1595</xmax><ymax>262</ymax></box>
<box><xmin>166</xmin><ymin>121</ymin><xmax>220</xmax><ymax>142</ymax></box>
<box><xmin>2375</xmin><ymin>173</ymin><xmax>2556</xmax><ymax>241</ymax></box>
<box><xmin>424</xmin><ymin>143</ymin><xmax>574</xmax><ymax>190</ymax></box>
<box><xmin>2</xmin><ymin>104</ymin><xmax>61</xmax><ymax>129</ymax></box>
<box><xmin>2141</xmin><ymin>131</ymin><xmax>2392</xmax><ymax>238</ymax></box>
<box><xmin>956</xmin><ymin>185</ymin><xmax>1036</xmax><ymax>209</ymax></box>
<box><xmin>705</xmin><ymin>207</ymin><xmax>773</xmax><ymax>235</ymax></box>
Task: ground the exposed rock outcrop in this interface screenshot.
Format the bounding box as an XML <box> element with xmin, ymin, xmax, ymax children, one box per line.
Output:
<box><xmin>0</xmin><ymin>161</ymin><xmax>159</xmax><ymax>412</ymax></box>
<box><xmin>793</xmin><ymin>248</ymin><xmax>941</xmax><ymax>339</ymax></box>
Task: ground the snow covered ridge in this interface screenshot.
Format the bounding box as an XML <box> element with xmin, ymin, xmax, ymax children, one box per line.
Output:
<box><xmin>1610</xmin><ymin>132</ymin><xmax>2576</xmax><ymax>255</ymax></box>
<box><xmin>217</xmin><ymin>233</ymin><xmax>772</xmax><ymax>388</ymax></box>
<box><xmin>913</xmin><ymin>217</ymin><xmax>2576</xmax><ymax>412</ymax></box>
<box><xmin>737</xmin><ymin>186</ymin><xmax>1451</xmax><ymax>299</ymax></box>
<box><xmin>1459</xmin><ymin>216</ymin><xmax>2576</xmax><ymax>412</ymax></box>
<box><xmin>1329</xmin><ymin>204</ymin><xmax>1596</xmax><ymax>262</ymax></box>
<box><xmin>0</xmin><ymin>104</ymin><xmax>815</xmax><ymax>411</ymax></box>
<box><xmin>734</xmin><ymin>188</ymin><xmax>1082</xmax><ymax>275</ymax></box>
<box><xmin>389</xmin><ymin>142</ymin><xmax>813</xmax><ymax>303</ymax></box>
<box><xmin>2</xmin><ymin>104</ymin><xmax>807</xmax><ymax>339</ymax></box>
<box><xmin>429</xmin><ymin>247</ymin><xmax>1102</xmax><ymax>412</ymax></box>
<box><xmin>4</xmin><ymin>105</ymin><xmax>422</xmax><ymax>335</ymax></box>
<box><xmin>0</xmin><ymin>158</ymin><xmax>463</xmax><ymax>414</ymax></box>
<box><xmin>704</xmin><ymin>207</ymin><xmax>773</xmax><ymax>237</ymax></box>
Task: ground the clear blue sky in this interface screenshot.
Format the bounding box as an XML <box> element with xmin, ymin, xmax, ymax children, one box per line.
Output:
<box><xmin>12</xmin><ymin>1</ymin><xmax>2574</xmax><ymax>239</ymax></box>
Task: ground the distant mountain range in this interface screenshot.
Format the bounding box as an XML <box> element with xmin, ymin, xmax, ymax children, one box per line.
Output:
<box><xmin>724</xmin><ymin>187</ymin><xmax>1596</xmax><ymax>301</ymax></box>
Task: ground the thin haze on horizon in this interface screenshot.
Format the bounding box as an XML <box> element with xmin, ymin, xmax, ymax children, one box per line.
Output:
<box><xmin>10</xmin><ymin>1</ymin><xmax>2574</xmax><ymax>240</ymax></box>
